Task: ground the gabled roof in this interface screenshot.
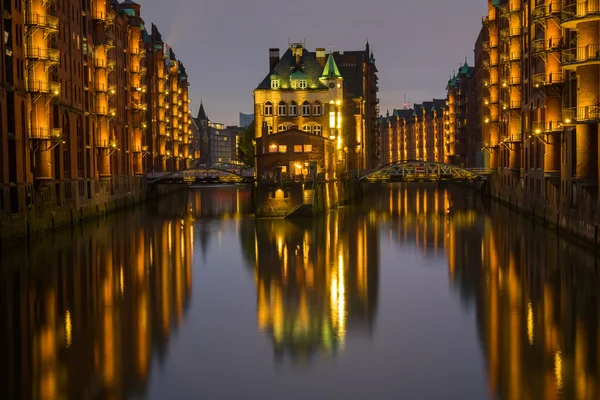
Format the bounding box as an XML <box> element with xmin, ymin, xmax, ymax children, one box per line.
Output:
<box><xmin>256</xmin><ymin>47</ymin><xmax>328</xmax><ymax>90</ymax></box>
<box><xmin>197</xmin><ymin>101</ymin><xmax>207</xmax><ymax>121</ymax></box>
<box><xmin>392</xmin><ymin>109</ymin><xmax>413</xmax><ymax>119</ymax></box>
<box><xmin>321</xmin><ymin>53</ymin><xmax>342</xmax><ymax>79</ymax></box>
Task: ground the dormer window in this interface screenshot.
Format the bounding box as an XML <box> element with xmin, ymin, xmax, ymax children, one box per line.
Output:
<box><xmin>298</xmin><ymin>80</ymin><xmax>307</xmax><ymax>89</ymax></box>
<box><xmin>290</xmin><ymin>70</ymin><xmax>308</xmax><ymax>89</ymax></box>
<box><xmin>270</xmin><ymin>74</ymin><xmax>280</xmax><ymax>90</ymax></box>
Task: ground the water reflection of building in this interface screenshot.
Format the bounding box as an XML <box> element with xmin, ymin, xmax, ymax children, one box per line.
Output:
<box><xmin>449</xmin><ymin>201</ymin><xmax>600</xmax><ymax>400</ymax></box>
<box><xmin>248</xmin><ymin>212</ymin><xmax>379</xmax><ymax>362</ymax></box>
<box><xmin>0</xmin><ymin>211</ymin><xmax>193</xmax><ymax>399</ymax></box>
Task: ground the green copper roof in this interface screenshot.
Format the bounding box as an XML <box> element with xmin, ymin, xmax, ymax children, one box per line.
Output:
<box><xmin>322</xmin><ymin>53</ymin><xmax>342</xmax><ymax>79</ymax></box>
<box><xmin>290</xmin><ymin>70</ymin><xmax>308</xmax><ymax>80</ymax></box>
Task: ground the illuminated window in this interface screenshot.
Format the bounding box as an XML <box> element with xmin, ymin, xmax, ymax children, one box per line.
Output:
<box><xmin>304</xmin><ymin>145</ymin><xmax>312</xmax><ymax>152</ymax></box>
<box><xmin>277</xmin><ymin>124</ymin><xmax>288</xmax><ymax>132</ymax></box>
<box><xmin>294</xmin><ymin>145</ymin><xmax>303</xmax><ymax>153</ymax></box>
<box><xmin>289</xmin><ymin>101</ymin><xmax>297</xmax><ymax>116</ymax></box>
<box><xmin>279</xmin><ymin>145</ymin><xmax>287</xmax><ymax>153</ymax></box>
<box><xmin>302</xmin><ymin>101</ymin><xmax>310</xmax><ymax>116</ymax></box>
<box><xmin>312</xmin><ymin>124</ymin><xmax>322</xmax><ymax>135</ymax></box>
<box><xmin>264</xmin><ymin>101</ymin><xmax>273</xmax><ymax>116</ymax></box>
<box><xmin>329</xmin><ymin>111</ymin><xmax>335</xmax><ymax>128</ymax></box>
<box><xmin>299</xmin><ymin>80</ymin><xmax>307</xmax><ymax>89</ymax></box>
<box><xmin>278</xmin><ymin>101</ymin><xmax>286</xmax><ymax>116</ymax></box>
<box><xmin>313</xmin><ymin>101</ymin><xmax>322</xmax><ymax>116</ymax></box>
<box><xmin>269</xmin><ymin>144</ymin><xmax>278</xmax><ymax>153</ymax></box>
<box><xmin>302</xmin><ymin>124</ymin><xmax>311</xmax><ymax>132</ymax></box>
<box><xmin>271</xmin><ymin>79</ymin><xmax>280</xmax><ymax>89</ymax></box>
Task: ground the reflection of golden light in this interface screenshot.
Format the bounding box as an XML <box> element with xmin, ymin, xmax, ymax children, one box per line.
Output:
<box><xmin>527</xmin><ymin>302</ymin><xmax>534</xmax><ymax>345</ymax></box>
<box><xmin>65</xmin><ymin>310</ymin><xmax>72</xmax><ymax>348</ymax></box>
<box><xmin>120</xmin><ymin>266</ymin><xmax>124</xmax><ymax>297</ymax></box>
<box><xmin>168</xmin><ymin>221</ymin><xmax>173</xmax><ymax>254</ymax></box>
<box><xmin>555</xmin><ymin>350</ymin><xmax>563</xmax><ymax>390</ymax></box>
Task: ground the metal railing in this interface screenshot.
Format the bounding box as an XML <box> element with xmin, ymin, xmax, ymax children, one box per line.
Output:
<box><xmin>29</xmin><ymin>127</ymin><xmax>62</xmax><ymax>140</ymax></box>
<box><xmin>532</xmin><ymin>71</ymin><xmax>564</xmax><ymax>87</ymax></box>
<box><xmin>531</xmin><ymin>1</ymin><xmax>561</xmax><ymax>21</ymax></box>
<box><xmin>532</xmin><ymin>120</ymin><xmax>563</xmax><ymax>133</ymax></box>
<box><xmin>25</xmin><ymin>13</ymin><xmax>59</xmax><ymax>30</ymax></box>
<box><xmin>26</xmin><ymin>80</ymin><xmax>61</xmax><ymax>95</ymax></box>
<box><xmin>25</xmin><ymin>47</ymin><xmax>60</xmax><ymax>62</ymax></box>
<box><xmin>562</xmin><ymin>44</ymin><xmax>600</xmax><ymax>64</ymax></box>
<box><xmin>562</xmin><ymin>0</ymin><xmax>600</xmax><ymax>22</ymax></box>
<box><xmin>563</xmin><ymin>105</ymin><xmax>600</xmax><ymax>122</ymax></box>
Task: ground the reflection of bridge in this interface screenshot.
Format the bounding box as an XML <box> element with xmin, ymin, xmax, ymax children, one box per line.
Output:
<box><xmin>360</xmin><ymin>160</ymin><xmax>488</xmax><ymax>182</ymax></box>
<box><xmin>148</xmin><ymin>164</ymin><xmax>254</xmax><ymax>184</ymax></box>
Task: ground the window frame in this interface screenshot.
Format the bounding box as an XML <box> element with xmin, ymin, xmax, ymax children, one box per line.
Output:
<box><xmin>312</xmin><ymin>125</ymin><xmax>322</xmax><ymax>135</ymax></box>
<box><xmin>302</xmin><ymin>101</ymin><xmax>311</xmax><ymax>116</ymax></box>
<box><xmin>264</xmin><ymin>101</ymin><xmax>273</xmax><ymax>116</ymax></box>
<box><xmin>289</xmin><ymin>101</ymin><xmax>297</xmax><ymax>116</ymax></box>
<box><xmin>278</xmin><ymin>101</ymin><xmax>286</xmax><ymax>116</ymax></box>
<box><xmin>313</xmin><ymin>101</ymin><xmax>322</xmax><ymax>116</ymax></box>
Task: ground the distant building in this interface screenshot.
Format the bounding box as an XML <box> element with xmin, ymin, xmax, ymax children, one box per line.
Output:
<box><xmin>379</xmin><ymin>100</ymin><xmax>446</xmax><ymax>165</ymax></box>
<box><xmin>239</xmin><ymin>113</ymin><xmax>255</xmax><ymax>128</ymax></box>
<box><xmin>446</xmin><ymin>62</ymin><xmax>476</xmax><ymax>167</ymax></box>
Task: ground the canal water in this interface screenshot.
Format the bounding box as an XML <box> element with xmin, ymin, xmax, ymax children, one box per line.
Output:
<box><xmin>1</xmin><ymin>183</ymin><xmax>598</xmax><ymax>400</ymax></box>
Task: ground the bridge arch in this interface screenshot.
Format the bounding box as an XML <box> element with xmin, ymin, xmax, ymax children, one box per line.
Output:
<box><xmin>148</xmin><ymin>165</ymin><xmax>253</xmax><ymax>184</ymax></box>
<box><xmin>359</xmin><ymin>160</ymin><xmax>487</xmax><ymax>182</ymax></box>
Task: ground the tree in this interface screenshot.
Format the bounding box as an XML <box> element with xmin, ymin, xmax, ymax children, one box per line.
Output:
<box><xmin>237</xmin><ymin>121</ymin><xmax>256</xmax><ymax>167</ymax></box>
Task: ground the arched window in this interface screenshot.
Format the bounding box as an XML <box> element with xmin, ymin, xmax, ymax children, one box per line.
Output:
<box><xmin>277</xmin><ymin>124</ymin><xmax>288</xmax><ymax>132</ymax></box>
<box><xmin>302</xmin><ymin>101</ymin><xmax>311</xmax><ymax>116</ymax></box>
<box><xmin>312</xmin><ymin>124</ymin><xmax>322</xmax><ymax>135</ymax></box>
<box><xmin>313</xmin><ymin>101</ymin><xmax>322</xmax><ymax>116</ymax></box>
<box><xmin>264</xmin><ymin>101</ymin><xmax>273</xmax><ymax>116</ymax></box>
<box><xmin>278</xmin><ymin>101</ymin><xmax>286</xmax><ymax>116</ymax></box>
<box><xmin>301</xmin><ymin>124</ymin><xmax>311</xmax><ymax>132</ymax></box>
<box><xmin>289</xmin><ymin>101</ymin><xmax>297</xmax><ymax>116</ymax></box>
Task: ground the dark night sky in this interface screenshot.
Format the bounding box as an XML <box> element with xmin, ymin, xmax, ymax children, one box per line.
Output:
<box><xmin>137</xmin><ymin>0</ymin><xmax>487</xmax><ymax>126</ymax></box>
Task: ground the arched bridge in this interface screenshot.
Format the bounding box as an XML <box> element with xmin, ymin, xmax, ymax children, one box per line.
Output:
<box><xmin>148</xmin><ymin>165</ymin><xmax>254</xmax><ymax>185</ymax></box>
<box><xmin>359</xmin><ymin>161</ymin><xmax>488</xmax><ymax>182</ymax></box>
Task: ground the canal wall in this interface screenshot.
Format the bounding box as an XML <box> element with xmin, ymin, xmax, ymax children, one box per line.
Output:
<box><xmin>0</xmin><ymin>178</ymin><xmax>186</xmax><ymax>244</ymax></box>
<box><xmin>253</xmin><ymin>178</ymin><xmax>368</xmax><ymax>218</ymax></box>
<box><xmin>484</xmin><ymin>174</ymin><xmax>599</xmax><ymax>249</ymax></box>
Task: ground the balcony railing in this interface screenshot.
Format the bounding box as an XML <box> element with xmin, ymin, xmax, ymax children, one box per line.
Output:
<box><xmin>94</xmin><ymin>83</ymin><xmax>116</xmax><ymax>94</ymax></box>
<box><xmin>500</xmin><ymin>51</ymin><xmax>522</xmax><ymax>63</ymax></box>
<box><xmin>131</xmin><ymin>102</ymin><xmax>147</xmax><ymax>111</ymax></box>
<box><xmin>25</xmin><ymin>47</ymin><xmax>60</xmax><ymax>63</ymax></box>
<box><xmin>531</xmin><ymin>1</ymin><xmax>561</xmax><ymax>21</ymax></box>
<box><xmin>562</xmin><ymin>44</ymin><xmax>600</xmax><ymax>68</ymax></box>
<box><xmin>562</xmin><ymin>0</ymin><xmax>600</xmax><ymax>27</ymax></box>
<box><xmin>501</xmin><ymin>76</ymin><xmax>521</xmax><ymax>87</ymax></box>
<box><xmin>91</xmin><ymin>6</ymin><xmax>115</xmax><ymax>24</ymax></box>
<box><xmin>26</xmin><ymin>80</ymin><xmax>61</xmax><ymax>96</ymax></box>
<box><xmin>131</xmin><ymin>84</ymin><xmax>147</xmax><ymax>93</ymax></box>
<box><xmin>563</xmin><ymin>105</ymin><xmax>600</xmax><ymax>123</ymax></box>
<box><xmin>24</xmin><ymin>13</ymin><xmax>59</xmax><ymax>31</ymax></box>
<box><xmin>500</xmin><ymin>27</ymin><xmax>522</xmax><ymax>38</ymax></box>
<box><xmin>93</xmin><ymin>59</ymin><xmax>116</xmax><ymax>70</ymax></box>
<box><xmin>501</xmin><ymin>100</ymin><xmax>521</xmax><ymax>110</ymax></box>
<box><xmin>96</xmin><ymin>106</ymin><xmax>117</xmax><ymax>117</ymax></box>
<box><xmin>482</xmin><ymin>15</ymin><xmax>496</xmax><ymax>25</ymax></box>
<box><xmin>532</xmin><ymin>71</ymin><xmax>564</xmax><ymax>87</ymax></box>
<box><xmin>532</xmin><ymin>120</ymin><xmax>563</xmax><ymax>133</ymax></box>
<box><xmin>501</xmin><ymin>2</ymin><xmax>521</xmax><ymax>14</ymax></box>
<box><xmin>531</xmin><ymin>36</ymin><xmax>561</xmax><ymax>55</ymax></box>
<box><xmin>29</xmin><ymin>127</ymin><xmax>62</xmax><ymax>140</ymax></box>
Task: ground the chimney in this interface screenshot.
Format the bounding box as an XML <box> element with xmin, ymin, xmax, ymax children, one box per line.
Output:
<box><xmin>316</xmin><ymin>47</ymin><xmax>326</xmax><ymax>67</ymax></box>
<box><xmin>269</xmin><ymin>48</ymin><xmax>279</xmax><ymax>72</ymax></box>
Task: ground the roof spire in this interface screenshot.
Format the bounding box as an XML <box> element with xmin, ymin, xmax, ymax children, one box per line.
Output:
<box><xmin>322</xmin><ymin>50</ymin><xmax>342</xmax><ymax>79</ymax></box>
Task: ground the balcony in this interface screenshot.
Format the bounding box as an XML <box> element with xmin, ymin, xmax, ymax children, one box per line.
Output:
<box><xmin>96</xmin><ymin>106</ymin><xmax>117</xmax><ymax>117</ymax></box>
<box><xmin>505</xmin><ymin>132</ymin><xmax>523</xmax><ymax>142</ymax></box>
<box><xmin>131</xmin><ymin>84</ymin><xmax>147</xmax><ymax>93</ymax></box>
<box><xmin>500</xmin><ymin>76</ymin><xmax>521</xmax><ymax>87</ymax></box>
<box><xmin>26</xmin><ymin>80</ymin><xmax>61</xmax><ymax>96</ymax></box>
<box><xmin>532</xmin><ymin>71</ymin><xmax>564</xmax><ymax>88</ymax></box>
<box><xmin>131</xmin><ymin>102</ymin><xmax>147</xmax><ymax>112</ymax></box>
<box><xmin>500</xmin><ymin>51</ymin><xmax>522</xmax><ymax>63</ymax></box>
<box><xmin>563</xmin><ymin>105</ymin><xmax>600</xmax><ymax>123</ymax></box>
<box><xmin>532</xmin><ymin>120</ymin><xmax>563</xmax><ymax>133</ymax></box>
<box><xmin>94</xmin><ymin>83</ymin><xmax>116</xmax><ymax>95</ymax></box>
<box><xmin>29</xmin><ymin>127</ymin><xmax>62</xmax><ymax>140</ymax></box>
<box><xmin>531</xmin><ymin>1</ymin><xmax>561</xmax><ymax>22</ymax></box>
<box><xmin>24</xmin><ymin>13</ymin><xmax>59</xmax><ymax>32</ymax></box>
<box><xmin>501</xmin><ymin>2</ymin><xmax>521</xmax><ymax>15</ymax></box>
<box><xmin>562</xmin><ymin>0</ymin><xmax>600</xmax><ymax>28</ymax></box>
<box><xmin>482</xmin><ymin>15</ymin><xmax>496</xmax><ymax>26</ymax></box>
<box><xmin>93</xmin><ymin>58</ymin><xmax>116</xmax><ymax>70</ymax></box>
<box><xmin>562</xmin><ymin>44</ymin><xmax>600</xmax><ymax>70</ymax></box>
<box><xmin>131</xmin><ymin>66</ymin><xmax>147</xmax><ymax>75</ymax></box>
<box><xmin>500</xmin><ymin>27</ymin><xmax>522</xmax><ymax>39</ymax></box>
<box><xmin>501</xmin><ymin>100</ymin><xmax>521</xmax><ymax>110</ymax></box>
<box><xmin>25</xmin><ymin>47</ymin><xmax>60</xmax><ymax>63</ymax></box>
<box><xmin>531</xmin><ymin>37</ymin><xmax>561</xmax><ymax>56</ymax></box>
<box><xmin>91</xmin><ymin>6</ymin><xmax>115</xmax><ymax>24</ymax></box>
